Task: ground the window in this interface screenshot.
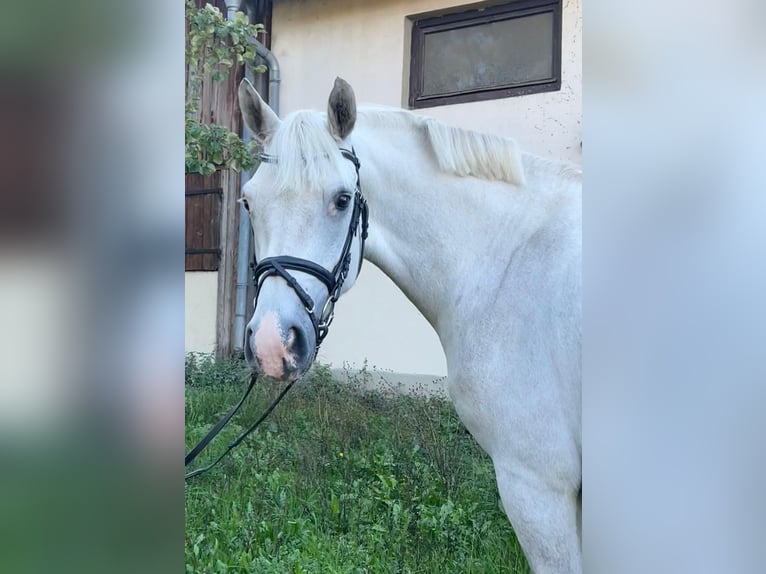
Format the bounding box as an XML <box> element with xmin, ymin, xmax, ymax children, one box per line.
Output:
<box><xmin>185</xmin><ymin>173</ymin><xmax>222</xmax><ymax>271</ymax></box>
<box><xmin>408</xmin><ymin>0</ymin><xmax>562</xmax><ymax>108</ymax></box>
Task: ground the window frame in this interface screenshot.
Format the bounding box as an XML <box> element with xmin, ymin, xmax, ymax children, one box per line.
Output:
<box><xmin>408</xmin><ymin>0</ymin><xmax>562</xmax><ymax>109</ymax></box>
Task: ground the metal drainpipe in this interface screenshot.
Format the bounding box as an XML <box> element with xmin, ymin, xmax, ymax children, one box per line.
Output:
<box><xmin>232</xmin><ymin>3</ymin><xmax>281</xmax><ymax>352</ymax></box>
<box><xmin>223</xmin><ymin>0</ymin><xmax>239</xmax><ymax>20</ymax></box>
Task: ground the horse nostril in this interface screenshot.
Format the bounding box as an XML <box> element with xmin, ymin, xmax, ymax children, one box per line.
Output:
<box><xmin>285</xmin><ymin>326</ymin><xmax>307</xmax><ymax>359</ymax></box>
<box><xmin>244</xmin><ymin>326</ymin><xmax>256</xmax><ymax>365</ymax></box>
<box><xmin>282</xmin><ymin>357</ymin><xmax>297</xmax><ymax>377</ymax></box>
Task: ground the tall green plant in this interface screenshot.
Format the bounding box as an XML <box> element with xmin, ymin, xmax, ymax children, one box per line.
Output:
<box><xmin>185</xmin><ymin>0</ymin><xmax>265</xmax><ymax>175</ymax></box>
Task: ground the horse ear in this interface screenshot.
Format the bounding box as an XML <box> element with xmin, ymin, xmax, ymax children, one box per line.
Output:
<box><xmin>238</xmin><ymin>78</ymin><xmax>280</xmax><ymax>144</ymax></box>
<box><xmin>327</xmin><ymin>77</ymin><xmax>357</xmax><ymax>141</ymax></box>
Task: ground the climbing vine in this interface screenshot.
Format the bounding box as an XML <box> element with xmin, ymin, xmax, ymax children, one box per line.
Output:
<box><xmin>185</xmin><ymin>0</ymin><xmax>265</xmax><ymax>175</ymax></box>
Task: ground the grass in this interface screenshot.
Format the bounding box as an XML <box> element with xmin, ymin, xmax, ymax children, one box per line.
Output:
<box><xmin>185</xmin><ymin>354</ymin><xmax>530</xmax><ymax>573</ymax></box>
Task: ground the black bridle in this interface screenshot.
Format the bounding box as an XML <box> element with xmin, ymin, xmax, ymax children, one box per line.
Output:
<box><xmin>252</xmin><ymin>147</ymin><xmax>369</xmax><ymax>358</ymax></box>
<box><xmin>185</xmin><ymin>146</ymin><xmax>368</xmax><ymax>481</ymax></box>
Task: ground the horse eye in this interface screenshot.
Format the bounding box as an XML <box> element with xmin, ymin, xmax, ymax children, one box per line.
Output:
<box><xmin>240</xmin><ymin>198</ymin><xmax>250</xmax><ymax>212</ymax></box>
<box><xmin>334</xmin><ymin>193</ymin><xmax>352</xmax><ymax>211</ymax></box>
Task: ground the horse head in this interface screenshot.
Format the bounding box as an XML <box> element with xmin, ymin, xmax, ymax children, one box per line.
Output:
<box><xmin>238</xmin><ymin>77</ymin><xmax>367</xmax><ymax>381</ymax></box>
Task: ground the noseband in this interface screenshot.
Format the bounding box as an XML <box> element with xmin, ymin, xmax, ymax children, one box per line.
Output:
<box><xmin>251</xmin><ymin>147</ymin><xmax>369</xmax><ymax>358</ymax></box>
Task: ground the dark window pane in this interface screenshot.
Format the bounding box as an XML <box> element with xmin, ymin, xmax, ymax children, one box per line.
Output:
<box><xmin>421</xmin><ymin>11</ymin><xmax>554</xmax><ymax>97</ymax></box>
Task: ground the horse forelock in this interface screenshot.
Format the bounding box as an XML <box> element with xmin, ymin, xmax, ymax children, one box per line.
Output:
<box><xmin>267</xmin><ymin>110</ymin><xmax>357</xmax><ymax>193</ymax></box>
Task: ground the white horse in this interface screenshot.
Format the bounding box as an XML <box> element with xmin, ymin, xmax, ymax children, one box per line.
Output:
<box><xmin>238</xmin><ymin>77</ymin><xmax>581</xmax><ymax>573</ymax></box>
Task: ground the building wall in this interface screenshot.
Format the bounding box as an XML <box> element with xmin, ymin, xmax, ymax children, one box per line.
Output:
<box><xmin>185</xmin><ymin>272</ymin><xmax>218</xmax><ymax>354</ymax></box>
<box><xmin>261</xmin><ymin>0</ymin><xmax>582</xmax><ymax>376</ymax></box>
<box><xmin>272</xmin><ymin>0</ymin><xmax>582</xmax><ymax>160</ymax></box>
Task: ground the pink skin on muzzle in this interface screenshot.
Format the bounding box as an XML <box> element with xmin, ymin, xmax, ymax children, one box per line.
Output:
<box><xmin>252</xmin><ymin>312</ymin><xmax>297</xmax><ymax>379</ymax></box>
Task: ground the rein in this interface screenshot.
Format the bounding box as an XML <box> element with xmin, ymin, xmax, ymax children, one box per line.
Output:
<box><xmin>185</xmin><ymin>147</ymin><xmax>368</xmax><ymax>481</ymax></box>
<box><xmin>185</xmin><ymin>375</ymin><xmax>294</xmax><ymax>480</ymax></box>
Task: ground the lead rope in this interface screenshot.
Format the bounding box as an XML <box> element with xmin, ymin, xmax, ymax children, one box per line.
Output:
<box><xmin>185</xmin><ymin>375</ymin><xmax>296</xmax><ymax>481</ymax></box>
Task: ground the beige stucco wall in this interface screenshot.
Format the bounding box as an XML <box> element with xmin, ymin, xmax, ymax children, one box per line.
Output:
<box><xmin>266</xmin><ymin>0</ymin><xmax>581</xmax><ymax>376</ymax></box>
<box><xmin>316</xmin><ymin>263</ymin><xmax>448</xmax><ymax>375</ymax></box>
<box><xmin>185</xmin><ymin>272</ymin><xmax>218</xmax><ymax>354</ymax></box>
<box><xmin>272</xmin><ymin>0</ymin><xmax>582</xmax><ymax>160</ymax></box>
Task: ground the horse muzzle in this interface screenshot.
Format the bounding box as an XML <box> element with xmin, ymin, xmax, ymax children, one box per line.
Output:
<box><xmin>244</xmin><ymin>311</ymin><xmax>315</xmax><ymax>381</ymax></box>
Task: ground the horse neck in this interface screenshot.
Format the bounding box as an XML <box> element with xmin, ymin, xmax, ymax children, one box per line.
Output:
<box><xmin>353</xmin><ymin>125</ymin><xmax>548</xmax><ymax>334</ymax></box>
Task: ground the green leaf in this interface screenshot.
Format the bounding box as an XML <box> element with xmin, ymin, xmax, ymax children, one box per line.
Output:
<box><xmin>186</xmin><ymin>0</ymin><xmax>266</xmax><ymax>175</ymax></box>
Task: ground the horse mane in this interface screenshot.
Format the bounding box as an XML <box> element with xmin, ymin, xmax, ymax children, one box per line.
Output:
<box><xmin>358</xmin><ymin>107</ymin><xmax>527</xmax><ymax>186</ymax></box>
<box><xmin>266</xmin><ymin>106</ymin><xmax>531</xmax><ymax>192</ymax></box>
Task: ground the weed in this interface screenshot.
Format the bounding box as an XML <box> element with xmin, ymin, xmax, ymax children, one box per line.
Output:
<box><xmin>186</xmin><ymin>356</ymin><xmax>530</xmax><ymax>573</ymax></box>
